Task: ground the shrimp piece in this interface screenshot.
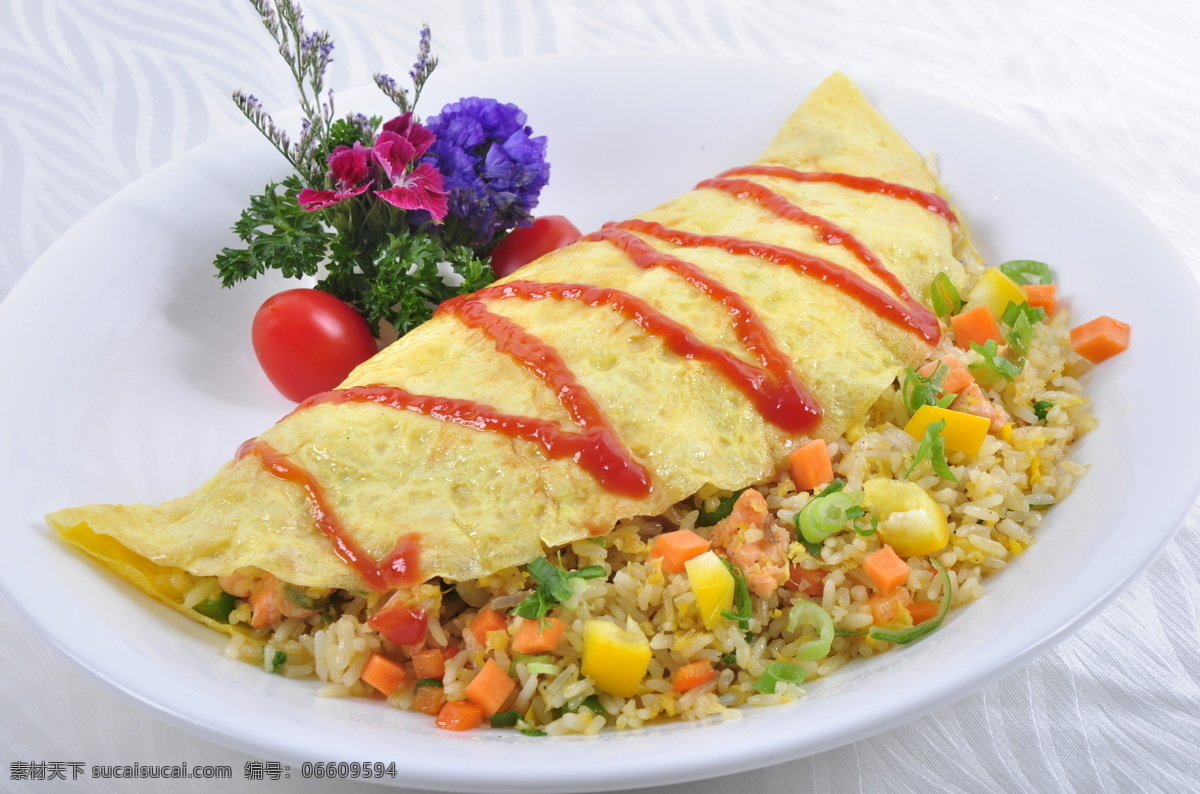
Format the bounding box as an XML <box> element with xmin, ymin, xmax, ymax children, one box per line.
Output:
<box><xmin>950</xmin><ymin>382</ymin><xmax>1010</xmax><ymax>433</ymax></box>
<box><xmin>707</xmin><ymin>489</ymin><xmax>790</xmax><ymax>598</ymax></box>
<box><xmin>219</xmin><ymin>569</ymin><xmax>318</xmax><ymax>628</ymax></box>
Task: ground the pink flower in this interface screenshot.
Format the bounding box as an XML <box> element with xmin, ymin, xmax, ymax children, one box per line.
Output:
<box><xmin>382</xmin><ymin>113</ymin><xmax>435</xmax><ymax>159</ymax></box>
<box><xmin>297</xmin><ymin>143</ymin><xmax>374</xmax><ymax>210</ymax></box>
<box><xmin>375</xmin><ymin>162</ymin><xmax>449</xmax><ymax>221</ymax></box>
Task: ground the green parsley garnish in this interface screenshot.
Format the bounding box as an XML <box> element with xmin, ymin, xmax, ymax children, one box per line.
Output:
<box><xmin>998</xmin><ymin>259</ymin><xmax>1055</xmax><ymax>286</ymax></box>
<box><xmin>1032</xmin><ymin>400</ymin><xmax>1054</xmax><ymax>422</ymax></box>
<box><xmin>905</xmin><ymin>418</ymin><xmax>959</xmax><ymax>483</ymax></box>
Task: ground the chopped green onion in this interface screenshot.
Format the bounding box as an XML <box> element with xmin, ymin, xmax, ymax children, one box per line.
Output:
<box><xmin>526</xmin><ymin>662</ymin><xmax>561</xmax><ymax>676</ymax></box>
<box><xmin>719</xmin><ymin>559</ymin><xmax>753</xmax><ymax>629</ymax></box>
<box><xmin>577</xmin><ymin>694</ymin><xmax>605</xmax><ymax>715</ymax></box>
<box><xmin>697</xmin><ymin>490</ymin><xmax>745</xmax><ymax>526</ymax></box>
<box><xmin>868</xmin><ymin>559</ymin><xmax>953</xmax><ymax>645</ymax></box>
<box><xmin>282</xmin><ymin>583</ymin><xmax>317</xmax><ymax>610</ymax></box>
<box><xmin>511</xmin><ymin>588</ymin><xmax>553</xmax><ymax>621</ymax></box>
<box><xmin>1032</xmin><ymin>400</ymin><xmax>1054</xmax><ymax>422</ymax></box>
<box><xmin>519</xmin><ymin>729</ymin><xmax>548</xmax><ymax>737</ymax></box>
<box><xmin>969</xmin><ymin>339</ymin><xmax>1022</xmax><ymax>383</ymax></box>
<box><xmin>785</xmin><ymin>601</ymin><xmax>835</xmax><ymax>660</ymax></box>
<box><xmin>1000</xmin><ymin>301</ymin><xmax>1046</xmax><ymax>361</ymax></box>
<box><xmin>573</xmin><ymin>565</ymin><xmax>607</xmax><ymax>580</ymax></box>
<box><xmin>905</xmin><ymin>418</ymin><xmax>959</xmax><ymax>483</ymax></box>
<box><xmin>721</xmin><ymin>651</ymin><xmax>738</xmax><ymax>665</ymax></box>
<box><xmin>587</xmin><ymin>536</ymin><xmax>609</xmax><ymax>547</ymax></box>
<box><xmin>267</xmin><ymin>649</ymin><xmax>287</xmax><ymax>674</ymax></box>
<box><xmin>901</xmin><ymin>363</ymin><xmax>956</xmax><ymax>415</ymax></box>
<box><xmin>414</xmin><ymin>678</ymin><xmax>443</xmax><ymax>688</ymax></box>
<box><xmin>803</xmin><ymin>540</ymin><xmax>824</xmax><ymax>558</ymax></box>
<box><xmin>796</xmin><ymin>490</ymin><xmax>863</xmax><ymax>544</ymax></box>
<box><xmin>752</xmin><ymin>661</ymin><xmax>807</xmax><ymax>694</ymax></box>
<box><xmin>930</xmin><ymin>272</ymin><xmax>964</xmax><ymax>317</ymax></box>
<box><xmin>834</xmin><ymin>627</ymin><xmax>868</xmax><ymax>637</ymax></box>
<box><xmin>999</xmin><ymin>259</ymin><xmax>1054</xmax><ymax>286</ymax></box>
<box><xmin>527</xmin><ymin>557</ymin><xmax>575</xmax><ymax>604</ymax></box>
<box><xmin>192</xmin><ymin>592</ymin><xmax>237</xmax><ymax>624</ymax></box>
<box><xmin>490</xmin><ymin>710</ymin><xmax>521</xmax><ymax>728</ymax></box>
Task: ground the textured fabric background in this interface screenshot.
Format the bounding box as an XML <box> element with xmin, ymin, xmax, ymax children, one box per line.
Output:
<box><xmin>2</xmin><ymin>1</ymin><xmax>1198</xmax><ymax>791</ymax></box>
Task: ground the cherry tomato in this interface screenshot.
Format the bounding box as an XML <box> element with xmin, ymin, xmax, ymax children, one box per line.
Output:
<box><xmin>367</xmin><ymin>604</ymin><xmax>428</xmax><ymax>646</ymax></box>
<box><xmin>251</xmin><ymin>288</ymin><xmax>378</xmax><ymax>402</ymax></box>
<box><xmin>488</xmin><ymin>215</ymin><xmax>582</xmax><ymax>278</ymax></box>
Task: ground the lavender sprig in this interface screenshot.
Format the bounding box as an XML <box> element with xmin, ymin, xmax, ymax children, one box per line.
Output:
<box><xmin>240</xmin><ymin>0</ymin><xmax>336</xmax><ymax>182</ymax></box>
<box><xmin>374</xmin><ymin>23</ymin><xmax>437</xmax><ymax>114</ymax></box>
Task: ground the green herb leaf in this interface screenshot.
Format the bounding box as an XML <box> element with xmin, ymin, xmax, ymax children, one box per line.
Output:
<box><xmin>1032</xmin><ymin>400</ymin><xmax>1054</xmax><ymax>422</ymax></box>
<box><xmin>999</xmin><ymin>259</ymin><xmax>1054</xmax><ymax>286</ymax></box>
<box><xmin>512</xmin><ymin>558</ymin><xmax>609</xmax><ymax>620</ymax></box>
<box><xmin>905</xmin><ymin>418</ymin><xmax>959</xmax><ymax>483</ymax></box>
<box><xmin>214</xmin><ymin>176</ymin><xmax>332</xmax><ymax>288</ymax></box>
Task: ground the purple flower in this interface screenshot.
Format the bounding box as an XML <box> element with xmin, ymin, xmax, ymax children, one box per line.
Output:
<box><xmin>421</xmin><ymin>97</ymin><xmax>550</xmax><ymax>247</ymax></box>
<box><xmin>297</xmin><ymin>142</ymin><xmax>373</xmax><ymax>210</ymax></box>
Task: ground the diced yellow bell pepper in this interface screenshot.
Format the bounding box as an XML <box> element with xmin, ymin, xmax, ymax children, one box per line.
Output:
<box><xmin>904</xmin><ymin>404</ymin><xmax>990</xmax><ymax>456</ymax></box>
<box><xmin>580</xmin><ymin>618</ymin><xmax>652</xmax><ymax>698</ymax></box>
<box><xmin>684</xmin><ymin>550</ymin><xmax>736</xmax><ymax>630</ymax></box>
<box><xmin>862</xmin><ymin>478</ymin><xmax>950</xmax><ymax>557</ymax></box>
<box><xmin>964</xmin><ymin>267</ymin><xmax>1026</xmax><ymax>319</ymax></box>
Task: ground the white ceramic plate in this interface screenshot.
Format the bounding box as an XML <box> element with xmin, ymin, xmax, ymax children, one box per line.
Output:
<box><xmin>1</xmin><ymin>54</ymin><xmax>1195</xmax><ymax>793</ymax></box>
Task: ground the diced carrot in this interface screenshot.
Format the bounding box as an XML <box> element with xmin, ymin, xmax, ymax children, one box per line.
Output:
<box><xmin>411</xmin><ymin>648</ymin><xmax>446</xmax><ymax>680</ymax></box>
<box><xmin>784</xmin><ymin>565</ymin><xmax>826</xmax><ymax>597</ymax></box>
<box><xmin>907</xmin><ymin>600</ymin><xmax>939</xmax><ymax>624</ymax></box>
<box><xmin>648</xmin><ymin>529</ymin><xmax>711</xmax><ymax>574</ymax></box>
<box><xmin>361</xmin><ymin>653</ymin><xmax>406</xmax><ymax>697</ymax></box>
<box><xmin>414</xmin><ymin>683</ymin><xmax>446</xmax><ymax>716</ymax></box>
<box><xmin>1022</xmin><ymin>284</ymin><xmax>1057</xmax><ymax>315</ymax></box>
<box><xmin>863</xmin><ymin>545</ymin><xmax>910</xmax><ymax>593</ymax></box>
<box><xmin>950</xmin><ymin>305</ymin><xmax>1002</xmax><ymax>349</ymax></box>
<box><xmin>672</xmin><ymin>660</ymin><xmax>716</xmax><ymax>693</ymax></box>
<box><xmin>468</xmin><ymin>608</ymin><xmax>508</xmax><ymax>647</ymax></box>
<box><xmin>435</xmin><ymin>700</ymin><xmax>484</xmax><ymax>731</ymax></box>
<box><xmin>441</xmin><ymin>643</ymin><xmax>461</xmax><ymax>661</ymax></box>
<box><xmin>868</xmin><ymin>586</ymin><xmax>913</xmax><ymax>626</ymax></box>
<box><xmin>1070</xmin><ymin>315</ymin><xmax>1130</xmax><ymax>364</ymax></box>
<box><xmin>789</xmin><ymin>438</ymin><xmax>834</xmax><ymax>492</ymax></box>
<box><xmin>512</xmin><ymin>617</ymin><xmax>567</xmax><ymax>654</ymax></box>
<box><xmin>463</xmin><ymin>658</ymin><xmax>516</xmax><ymax>716</ymax></box>
<box><xmin>916</xmin><ymin>355</ymin><xmax>975</xmax><ymax>396</ymax></box>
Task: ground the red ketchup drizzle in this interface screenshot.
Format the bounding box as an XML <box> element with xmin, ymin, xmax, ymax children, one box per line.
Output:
<box><xmin>296</xmin><ymin>385</ymin><xmax>652</xmax><ymax>499</ymax></box>
<box><xmin>235</xmin><ymin>438</ymin><xmax>421</xmax><ymax>592</ymax></box>
<box><xmin>242</xmin><ymin>162</ymin><xmax>953</xmax><ymax>586</ymax></box>
<box><xmin>613</xmin><ymin>219</ymin><xmax>941</xmax><ymax>345</ymax></box>
<box><xmin>445</xmin><ymin>277</ymin><xmax>820</xmax><ymax>434</ymax></box>
<box><xmin>696</xmin><ymin>177</ymin><xmax>913</xmax><ymax>301</ymax></box>
<box><xmin>717</xmin><ymin>164</ymin><xmax>959</xmax><ymax>223</ymax></box>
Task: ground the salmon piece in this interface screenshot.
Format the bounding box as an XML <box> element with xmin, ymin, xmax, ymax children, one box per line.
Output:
<box><xmin>219</xmin><ymin>570</ymin><xmax>318</xmax><ymax>628</ymax></box>
<box><xmin>950</xmin><ymin>382</ymin><xmax>1009</xmax><ymax>433</ymax></box>
<box><xmin>707</xmin><ymin>490</ymin><xmax>790</xmax><ymax>598</ymax></box>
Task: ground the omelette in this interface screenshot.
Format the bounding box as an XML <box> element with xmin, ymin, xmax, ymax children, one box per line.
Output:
<box><xmin>48</xmin><ymin>73</ymin><xmax>974</xmax><ymax>634</ymax></box>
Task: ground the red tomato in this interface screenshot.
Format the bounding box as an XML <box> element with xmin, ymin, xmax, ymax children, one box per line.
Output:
<box><xmin>367</xmin><ymin>604</ymin><xmax>428</xmax><ymax>646</ymax></box>
<box><xmin>251</xmin><ymin>289</ymin><xmax>378</xmax><ymax>402</ymax></box>
<box><xmin>488</xmin><ymin>215</ymin><xmax>582</xmax><ymax>278</ymax></box>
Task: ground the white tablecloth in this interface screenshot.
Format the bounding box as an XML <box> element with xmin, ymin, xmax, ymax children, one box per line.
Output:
<box><xmin>3</xmin><ymin>1</ymin><xmax>1199</xmax><ymax>791</ymax></box>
